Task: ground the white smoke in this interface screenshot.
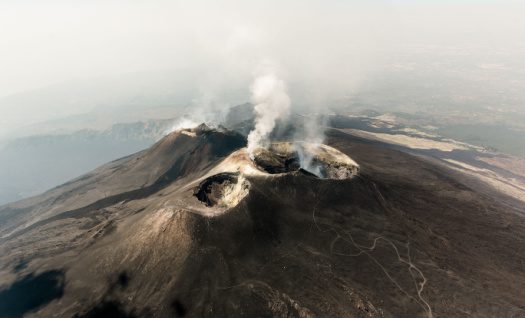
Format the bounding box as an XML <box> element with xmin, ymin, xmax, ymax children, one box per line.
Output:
<box><xmin>294</xmin><ymin>114</ymin><xmax>327</xmax><ymax>177</ymax></box>
<box><xmin>166</xmin><ymin>117</ymin><xmax>200</xmax><ymax>134</ymax></box>
<box><xmin>247</xmin><ymin>66</ymin><xmax>291</xmax><ymax>158</ymax></box>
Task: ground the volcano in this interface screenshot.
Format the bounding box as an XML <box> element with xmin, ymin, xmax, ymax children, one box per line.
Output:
<box><xmin>1</xmin><ymin>124</ymin><xmax>525</xmax><ymax>318</ymax></box>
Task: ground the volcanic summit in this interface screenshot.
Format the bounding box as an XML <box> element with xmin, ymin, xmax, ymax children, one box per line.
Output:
<box><xmin>0</xmin><ymin>124</ymin><xmax>524</xmax><ymax>318</ymax></box>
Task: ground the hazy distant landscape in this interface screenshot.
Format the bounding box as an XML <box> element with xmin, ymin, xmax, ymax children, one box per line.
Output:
<box><xmin>1</xmin><ymin>1</ymin><xmax>524</xmax><ymax>317</ymax></box>
<box><xmin>1</xmin><ymin>53</ymin><xmax>524</xmax><ymax>205</ymax></box>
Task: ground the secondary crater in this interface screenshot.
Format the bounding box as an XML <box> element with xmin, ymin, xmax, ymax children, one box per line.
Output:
<box><xmin>194</xmin><ymin>172</ymin><xmax>250</xmax><ymax>208</ymax></box>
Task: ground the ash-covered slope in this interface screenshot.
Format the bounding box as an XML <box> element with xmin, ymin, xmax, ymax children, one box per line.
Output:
<box><xmin>1</xmin><ymin>127</ymin><xmax>525</xmax><ymax>318</ymax></box>
<box><xmin>0</xmin><ymin>124</ymin><xmax>245</xmax><ymax>240</ymax></box>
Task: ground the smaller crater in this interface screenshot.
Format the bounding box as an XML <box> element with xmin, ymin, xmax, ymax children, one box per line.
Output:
<box><xmin>194</xmin><ymin>173</ymin><xmax>250</xmax><ymax>208</ymax></box>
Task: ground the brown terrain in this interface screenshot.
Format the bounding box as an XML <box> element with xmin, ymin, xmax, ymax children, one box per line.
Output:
<box><xmin>0</xmin><ymin>123</ymin><xmax>524</xmax><ymax>318</ymax></box>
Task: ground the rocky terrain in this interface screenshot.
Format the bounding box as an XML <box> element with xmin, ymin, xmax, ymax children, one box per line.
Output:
<box><xmin>1</xmin><ymin>124</ymin><xmax>524</xmax><ymax>317</ymax></box>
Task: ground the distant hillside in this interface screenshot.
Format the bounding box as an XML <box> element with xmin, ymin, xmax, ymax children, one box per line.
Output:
<box><xmin>0</xmin><ymin>120</ymin><xmax>173</xmax><ymax>205</ymax></box>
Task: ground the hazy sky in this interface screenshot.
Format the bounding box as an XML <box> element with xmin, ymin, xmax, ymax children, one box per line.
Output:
<box><xmin>0</xmin><ymin>0</ymin><xmax>524</xmax><ymax>140</ymax></box>
<box><xmin>1</xmin><ymin>0</ymin><xmax>523</xmax><ymax>97</ymax></box>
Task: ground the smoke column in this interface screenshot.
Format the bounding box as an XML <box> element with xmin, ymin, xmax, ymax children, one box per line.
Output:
<box><xmin>247</xmin><ymin>68</ymin><xmax>291</xmax><ymax>158</ymax></box>
<box><xmin>294</xmin><ymin>115</ymin><xmax>327</xmax><ymax>177</ymax></box>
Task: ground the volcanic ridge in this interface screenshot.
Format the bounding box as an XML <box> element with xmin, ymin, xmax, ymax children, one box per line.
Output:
<box><xmin>0</xmin><ymin>124</ymin><xmax>524</xmax><ymax>318</ymax></box>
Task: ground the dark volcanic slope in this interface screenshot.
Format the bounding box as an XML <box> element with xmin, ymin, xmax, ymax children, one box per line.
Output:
<box><xmin>1</xmin><ymin>127</ymin><xmax>525</xmax><ymax>318</ymax></box>
<box><xmin>0</xmin><ymin>124</ymin><xmax>245</xmax><ymax>242</ymax></box>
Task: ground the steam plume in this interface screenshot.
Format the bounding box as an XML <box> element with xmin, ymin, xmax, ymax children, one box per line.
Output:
<box><xmin>247</xmin><ymin>68</ymin><xmax>291</xmax><ymax>158</ymax></box>
<box><xmin>167</xmin><ymin>117</ymin><xmax>199</xmax><ymax>134</ymax></box>
<box><xmin>294</xmin><ymin>115</ymin><xmax>327</xmax><ymax>177</ymax></box>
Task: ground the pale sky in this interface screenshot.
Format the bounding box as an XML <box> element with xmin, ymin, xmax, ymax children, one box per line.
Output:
<box><xmin>0</xmin><ymin>0</ymin><xmax>524</xmax><ymax>140</ymax></box>
<box><xmin>0</xmin><ymin>0</ymin><xmax>523</xmax><ymax>97</ymax></box>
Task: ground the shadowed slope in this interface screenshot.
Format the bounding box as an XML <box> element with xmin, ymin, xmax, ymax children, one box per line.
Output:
<box><xmin>0</xmin><ymin>125</ymin><xmax>246</xmax><ymax>240</ymax></box>
<box><xmin>0</xmin><ymin>127</ymin><xmax>524</xmax><ymax>318</ymax></box>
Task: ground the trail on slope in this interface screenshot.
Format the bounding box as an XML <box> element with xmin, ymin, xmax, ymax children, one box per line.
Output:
<box><xmin>311</xmin><ymin>188</ymin><xmax>434</xmax><ymax>318</ymax></box>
